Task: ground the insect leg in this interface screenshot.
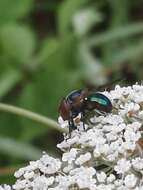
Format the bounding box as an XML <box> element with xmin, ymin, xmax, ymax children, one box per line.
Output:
<box><xmin>68</xmin><ymin>112</ymin><xmax>77</xmax><ymax>135</ymax></box>
<box><xmin>81</xmin><ymin>111</ymin><xmax>86</xmax><ymax>130</ymax></box>
<box><xmin>68</xmin><ymin>120</ymin><xmax>72</xmax><ymax>137</ymax></box>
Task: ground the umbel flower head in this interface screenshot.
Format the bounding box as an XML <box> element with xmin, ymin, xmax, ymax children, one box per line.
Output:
<box><xmin>0</xmin><ymin>85</ymin><xmax>143</xmax><ymax>190</ymax></box>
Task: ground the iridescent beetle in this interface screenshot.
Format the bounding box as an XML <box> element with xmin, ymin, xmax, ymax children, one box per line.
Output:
<box><xmin>58</xmin><ymin>87</ymin><xmax>112</xmax><ymax>133</ymax></box>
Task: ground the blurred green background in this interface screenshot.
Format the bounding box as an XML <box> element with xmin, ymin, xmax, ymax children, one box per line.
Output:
<box><xmin>0</xmin><ymin>0</ymin><xmax>143</xmax><ymax>184</ymax></box>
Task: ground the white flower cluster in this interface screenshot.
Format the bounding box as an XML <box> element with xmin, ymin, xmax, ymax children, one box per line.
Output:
<box><xmin>0</xmin><ymin>85</ymin><xmax>143</xmax><ymax>190</ymax></box>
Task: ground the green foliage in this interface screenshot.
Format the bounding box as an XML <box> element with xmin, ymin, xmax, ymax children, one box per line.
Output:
<box><xmin>0</xmin><ymin>0</ymin><xmax>33</xmax><ymax>25</ymax></box>
<box><xmin>0</xmin><ymin>136</ymin><xmax>41</xmax><ymax>160</ymax></box>
<box><xmin>0</xmin><ymin>24</ymin><xmax>36</xmax><ymax>64</ymax></box>
<box><xmin>0</xmin><ymin>69</ymin><xmax>21</xmax><ymax>98</ymax></box>
<box><xmin>0</xmin><ymin>0</ymin><xmax>143</xmax><ymax>183</ymax></box>
<box><xmin>19</xmin><ymin>35</ymin><xmax>78</xmax><ymax>141</ymax></box>
<box><xmin>58</xmin><ymin>0</ymin><xmax>87</xmax><ymax>35</ymax></box>
<box><xmin>108</xmin><ymin>40</ymin><xmax>143</xmax><ymax>65</ymax></box>
<box><xmin>88</xmin><ymin>23</ymin><xmax>143</xmax><ymax>46</ymax></box>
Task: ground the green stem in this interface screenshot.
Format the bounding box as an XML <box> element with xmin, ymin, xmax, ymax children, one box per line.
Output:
<box><xmin>0</xmin><ymin>103</ymin><xmax>67</xmax><ymax>133</ymax></box>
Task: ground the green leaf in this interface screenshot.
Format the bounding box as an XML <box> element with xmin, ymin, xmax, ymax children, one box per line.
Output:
<box><xmin>58</xmin><ymin>0</ymin><xmax>87</xmax><ymax>35</ymax></box>
<box><xmin>0</xmin><ymin>174</ymin><xmax>15</xmax><ymax>185</ymax></box>
<box><xmin>0</xmin><ymin>136</ymin><xmax>41</xmax><ymax>160</ymax></box>
<box><xmin>110</xmin><ymin>0</ymin><xmax>129</xmax><ymax>27</ymax></box>
<box><xmin>0</xmin><ymin>24</ymin><xmax>36</xmax><ymax>63</ymax></box>
<box><xmin>88</xmin><ymin>22</ymin><xmax>143</xmax><ymax>46</ymax></box>
<box><xmin>109</xmin><ymin>41</ymin><xmax>143</xmax><ymax>65</ymax></box>
<box><xmin>0</xmin><ymin>0</ymin><xmax>33</xmax><ymax>25</ymax></box>
<box><xmin>73</xmin><ymin>8</ymin><xmax>102</xmax><ymax>36</ymax></box>
<box><xmin>0</xmin><ymin>69</ymin><xmax>21</xmax><ymax>99</ymax></box>
<box><xmin>19</xmin><ymin>36</ymin><xmax>79</xmax><ymax>141</ymax></box>
<box><xmin>36</xmin><ymin>38</ymin><xmax>60</xmax><ymax>66</ymax></box>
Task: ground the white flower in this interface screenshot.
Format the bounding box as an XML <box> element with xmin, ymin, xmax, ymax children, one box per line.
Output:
<box><xmin>124</xmin><ymin>174</ymin><xmax>137</xmax><ymax>188</ymax></box>
<box><xmin>62</xmin><ymin>148</ymin><xmax>78</xmax><ymax>164</ymax></box>
<box><xmin>0</xmin><ymin>185</ymin><xmax>11</xmax><ymax>190</ymax></box>
<box><xmin>132</xmin><ymin>157</ymin><xmax>143</xmax><ymax>171</ymax></box>
<box><xmin>93</xmin><ymin>148</ymin><xmax>101</xmax><ymax>158</ymax></box>
<box><xmin>14</xmin><ymin>168</ymin><xmax>25</xmax><ymax>178</ymax></box>
<box><xmin>107</xmin><ymin>174</ymin><xmax>116</xmax><ymax>183</ymax></box>
<box><xmin>32</xmin><ymin>176</ymin><xmax>54</xmax><ymax>190</ymax></box>
<box><xmin>97</xmin><ymin>172</ymin><xmax>107</xmax><ymax>183</ymax></box>
<box><xmin>102</xmin><ymin>115</ymin><xmax>124</xmax><ymax>126</ymax></box>
<box><xmin>38</xmin><ymin>154</ymin><xmax>61</xmax><ymax>174</ymax></box>
<box><xmin>99</xmin><ymin>144</ymin><xmax>110</xmax><ymax>155</ymax></box>
<box><xmin>124</xmin><ymin>128</ymin><xmax>141</xmax><ymax>142</ymax></box>
<box><xmin>13</xmin><ymin>179</ymin><xmax>28</xmax><ymax>190</ymax></box>
<box><xmin>114</xmin><ymin>179</ymin><xmax>123</xmax><ymax>187</ymax></box>
<box><xmin>23</xmin><ymin>171</ymin><xmax>34</xmax><ymax>179</ymax></box>
<box><xmin>58</xmin><ymin>116</ymin><xmax>68</xmax><ymax>128</ymax></box>
<box><xmin>63</xmin><ymin>164</ymin><xmax>73</xmax><ymax>173</ymax></box>
<box><xmin>138</xmin><ymin>110</ymin><xmax>143</xmax><ymax>119</ymax></box>
<box><xmin>69</xmin><ymin>167</ymin><xmax>96</xmax><ymax>189</ymax></box>
<box><xmin>1</xmin><ymin>85</ymin><xmax>143</xmax><ymax>190</ymax></box>
<box><xmin>57</xmin><ymin>135</ymin><xmax>79</xmax><ymax>150</ymax></box>
<box><xmin>75</xmin><ymin>152</ymin><xmax>91</xmax><ymax>165</ymax></box>
<box><xmin>114</xmin><ymin>159</ymin><xmax>131</xmax><ymax>174</ymax></box>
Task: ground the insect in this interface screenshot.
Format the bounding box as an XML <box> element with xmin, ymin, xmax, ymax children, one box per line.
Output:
<box><xmin>58</xmin><ymin>87</ymin><xmax>112</xmax><ymax>133</ymax></box>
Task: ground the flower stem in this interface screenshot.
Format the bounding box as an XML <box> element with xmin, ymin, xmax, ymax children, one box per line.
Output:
<box><xmin>0</xmin><ymin>103</ymin><xmax>67</xmax><ymax>133</ymax></box>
